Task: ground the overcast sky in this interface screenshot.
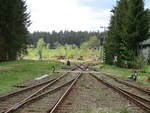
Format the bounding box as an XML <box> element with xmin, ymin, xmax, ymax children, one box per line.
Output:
<box><xmin>26</xmin><ymin>0</ymin><xmax>150</xmax><ymax>32</ymax></box>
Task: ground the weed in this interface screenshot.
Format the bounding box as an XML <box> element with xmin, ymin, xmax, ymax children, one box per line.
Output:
<box><xmin>120</xmin><ymin>108</ymin><xmax>130</xmax><ymax>113</ymax></box>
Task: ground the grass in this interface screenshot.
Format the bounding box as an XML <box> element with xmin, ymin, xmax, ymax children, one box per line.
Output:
<box><xmin>0</xmin><ymin>60</ymin><xmax>62</xmax><ymax>95</ymax></box>
<box><xmin>99</xmin><ymin>63</ymin><xmax>150</xmax><ymax>86</ymax></box>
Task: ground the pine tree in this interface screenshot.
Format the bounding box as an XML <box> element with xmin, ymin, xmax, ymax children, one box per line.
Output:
<box><xmin>127</xmin><ymin>0</ymin><xmax>149</xmax><ymax>58</ymax></box>
<box><xmin>104</xmin><ymin>0</ymin><xmax>129</xmax><ymax>65</ymax></box>
<box><xmin>0</xmin><ymin>0</ymin><xmax>30</xmax><ymax>62</ymax></box>
<box><xmin>104</xmin><ymin>0</ymin><xmax>149</xmax><ymax>67</ymax></box>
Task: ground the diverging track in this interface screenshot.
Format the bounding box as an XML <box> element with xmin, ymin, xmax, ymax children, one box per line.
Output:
<box><xmin>1</xmin><ymin>63</ymin><xmax>149</xmax><ymax>113</ymax></box>
<box><xmin>90</xmin><ymin>73</ymin><xmax>150</xmax><ymax>113</ymax></box>
<box><xmin>76</xmin><ymin>64</ymin><xmax>150</xmax><ymax>113</ymax></box>
<box><xmin>80</xmin><ymin>64</ymin><xmax>150</xmax><ymax>113</ymax></box>
<box><xmin>0</xmin><ymin>65</ymin><xmax>85</xmax><ymax>113</ymax></box>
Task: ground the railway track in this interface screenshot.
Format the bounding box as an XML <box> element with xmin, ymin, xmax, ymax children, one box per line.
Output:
<box><xmin>0</xmin><ymin>66</ymin><xmax>76</xmax><ymax>101</ymax></box>
<box><xmin>1</xmin><ymin>63</ymin><xmax>149</xmax><ymax>113</ymax></box>
<box><xmin>5</xmin><ymin>73</ymin><xmax>81</xmax><ymax>113</ymax></box>
<box><xmin>90</xmin><ymin>74</ymin><xmax>150</xmax><ymax>112</ymax></box>
<box><xmin>76</xmin><ymin>64</ymin><xmax>150</xmax><ymax>112</ymax></box>
<box><xmin>0</xmin><ymin>65</ymin><xmax>84</xmax><ymax>113</ymax></box>
<box><xmin>101</xmin><ymin>73</ymin><xmax>150</xmax><ymax>103</ymax></box>
<box><xmin>83</xmin><ymin>64</ymin><xmax>150</xmax><ymax>95</ymax></box>
<box><xmin>102</xmin><ymin>73</ymin><xmax>150</xmax><ymax>95</ymax></box>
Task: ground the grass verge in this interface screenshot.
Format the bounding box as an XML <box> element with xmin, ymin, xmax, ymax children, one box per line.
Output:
<box><xmin>0</xmin><ymin>60</ymin><xmax>62</xmax><ymax>95</ymax></box>
<box><xmin>100</xmin><ymin>64</ymin><xmax>150</xmax><ymax>86</ymax></box>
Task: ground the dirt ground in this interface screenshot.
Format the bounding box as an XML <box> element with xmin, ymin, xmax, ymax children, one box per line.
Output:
<box><xmin>0</xmin><ymin>66</ymin><xmax>13</xmax><ymax>70</ymax></box>
<box><xmin>55</xmin><ymin>74</ymin><xmax>144</xmax><ymax>113</ymax></box>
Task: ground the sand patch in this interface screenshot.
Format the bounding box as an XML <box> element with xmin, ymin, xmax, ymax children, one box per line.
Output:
<box><xmin>0</xmin><ymin>66</ymin><xmax>13</xmax><ymax>70</ymax></box>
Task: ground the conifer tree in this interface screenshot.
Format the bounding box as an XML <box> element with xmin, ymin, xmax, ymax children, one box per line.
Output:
<box><xmin>104</xmin><ymin>0</ymin><xmax>128</xmax><ymax>65</ymax></box>
<box><xmin>0</xmin><ymin>0</ymin><xmax>30</xmax><ymax>62</ymax></box>
<box><xmin>104</xmin><ymin>0</ymin><xmax>149</xmax><ymax>67</ymax></box>
<box><xmin>127</xmin><ymin>0</ymin><xmax>149</xmax><ymax>58</ymax></box>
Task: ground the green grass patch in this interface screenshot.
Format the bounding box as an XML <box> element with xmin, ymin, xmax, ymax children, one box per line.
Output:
<box><xmin>100</xmin><ymin>64</ymin><xmax>150</xmax><ymax>86</ymax></box>
<box><xmin>0</xmin><ymin>60</ymin><xmax>62</xmax><ymax>95</ymax></box>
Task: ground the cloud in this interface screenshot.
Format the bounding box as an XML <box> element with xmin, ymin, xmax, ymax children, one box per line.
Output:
<box><xmin>26</xmin><ymin>0</ymin><xmax>113</xmax><ymax>32</ymax></box>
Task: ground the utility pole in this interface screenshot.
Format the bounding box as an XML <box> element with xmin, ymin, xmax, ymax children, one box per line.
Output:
<box><xmin>100</xmin><ymin>26</ymin><xmax>107</xmax><ymax>63</ymax></box>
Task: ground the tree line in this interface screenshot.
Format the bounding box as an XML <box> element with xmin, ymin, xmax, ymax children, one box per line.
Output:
<box><xmin>28</xmin><ymin>31</ymin><xmax>104</xmax><ymax>49</ymax></box>
<box><xmin>104</xmin><ymin>0</ymin><xmax>150</xmax><ymax>68</ymax></box>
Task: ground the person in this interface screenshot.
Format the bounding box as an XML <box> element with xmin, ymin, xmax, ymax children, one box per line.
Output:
<box><xmin>67</xmin><ymin>60</ymin><xmax>70</xmax><ymax>66</ymax></box>
<box><xmin>38</xmin><ymin>49</ymin><xmax>42</xmax><ymax>60</ymax></box>
<box><xmin>128</xmin><ymin>71</ymin><xmax>137</xmax><ymax>81</ymax></box>
<box><xmin>51</xmin><ymin>66</ymin><xmax>55</xmax><ymax>73</ymax></box>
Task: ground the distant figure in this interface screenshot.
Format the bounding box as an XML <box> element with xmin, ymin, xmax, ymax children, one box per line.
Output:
<box><xmin>51</xmin><ymin>66</ymin><xmax>55</xmax><ymax>73</ymax></box>
<box><xmin>38</xmin><ymin>49</ymin><xmax>42</xmax><ymax>60</ymax></box>
<box><xmin>67</xmin><ymin>60</ymin><xmax>71</xmax><ymax>66</ymax></box>
<box><xmin>128</xmin><ymin>71</ymin><xmax>137</xmax><ymax>81</ymax></box>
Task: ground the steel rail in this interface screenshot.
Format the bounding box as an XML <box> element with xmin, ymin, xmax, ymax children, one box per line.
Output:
<box><xmin>2</xmin><ymin>77</ymin><xmax>77</xmax><ymax>113</ymax></box>
<box><xmin>0</xmin><ymin>77</ymin><xmax>56</xmax><ymax>100</ymax></box>
<box><xmin>48</xmin><ymin>73</ymin><xmax>82</xmax><ymax>113</ymax></box>
<box><xmin>74</xmin><ymin>64</ymin><xmax>86</xmax><ymax>71</ymax></box>
<box><xmin>102</xmin><ymin>73</ymin><xmax>150</xmax><ymax>95</ymax></box>
<box><xmin>0</xmin><ymin>67</ymin><xmax>77</xmax><ymax>101</ymax></box>
<box><xmin>3</xmin><ymin>68</ymin><xmax>77</xmax><ymax>113</ymax></box>
<box><xmin>90</xmin><ymin>73</ymin><xmax>150</xmax><ymax>113</ymax></box>
<box><xmin>82</xmin><ymin>64</ymin><xmax>150</xmax><ymax>95</ymax></box>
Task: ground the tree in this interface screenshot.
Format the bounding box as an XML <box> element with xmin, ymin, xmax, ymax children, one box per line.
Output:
<box><xmin>127</xmin><ymin>0</ymin><xmax>149</xmax><ymax>56</ymax></box>
<box><xmin>104</xmin><ymin>0</ymin><xmax>149</xmax><ymax>67</ymax></box>
<box><xmin>28</xmin><ymin>31</ymin><xmax>101</xmax><ymax>49</ymax></box>
<box><xmin>0</xmin><ymin>0</ymin><xmax>30</xmax><ymax>62</ymax></box>
<box><xmin>81</xmin><ymin>36</ymin><xmax>100</xmax><ymax>50</ymax></box>
<box><xmin>37</xmin><ymin>38</ymin><xmax>45</xmax><ymax>60</ymax></box>
<box><xmin>104</xmin><ymin>0</ymin><xmax>129</xmax><ymax>65</ymax></box>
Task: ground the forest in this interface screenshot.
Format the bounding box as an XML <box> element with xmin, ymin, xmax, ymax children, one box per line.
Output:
<box><xmin>27</xmin><ymin>31</ymin><xmax>104</xmax><ymax>49</ymax></box>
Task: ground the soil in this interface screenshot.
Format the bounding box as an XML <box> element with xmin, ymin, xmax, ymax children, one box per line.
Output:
<box><xmin>55</xmin><ymin>73</ymin><xmax>145</xmax><ymax>113</ymax></box>
<box><xmin>0</xmin><ymin>66</ymin><xmax>13</xmax><ymax>70</ymax></box>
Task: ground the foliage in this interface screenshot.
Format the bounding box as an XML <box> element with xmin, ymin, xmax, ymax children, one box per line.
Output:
<box><xmin>81</xmin><ymin>36</ymin><xmax>100</xmax><ymax>50</ymax></box>
<box><xmin>27</xmin><ymin>31</ymin><xmax>103</xmax><ymax>48</ymax></box>
<box><xmin>27</xmin><ymin>44</ymin><xmax>99</xmax><ymax>59</ymax></box>
<box><xmin>120</xmin><ymin>108</ymin><xmax>130</xmax><ymax>113</ymax></box>
<box><xmin>0</xmin><ymin>0</ymin><xmax>30</xmax><ymax>62</ymax></box>
<box><xmin>132</xmin><ymin>56</ymin><xmax>146</xmax><ymax>69</ymax></box>
<box><xmin>104</xmin><ymin>0</ymin><xmax>149</xmax><ymax>68</ymax></box>
<box><xmin>37</xmin><ymin>38</ymin><xmax>45</xmax><ymax>50</ymax></box>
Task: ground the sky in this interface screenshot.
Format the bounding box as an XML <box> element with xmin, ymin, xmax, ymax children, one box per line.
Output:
<box><xmin>26</xmin><ymin>0</ymin><xmax>150</xmax><ymax>33</ymax></box>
